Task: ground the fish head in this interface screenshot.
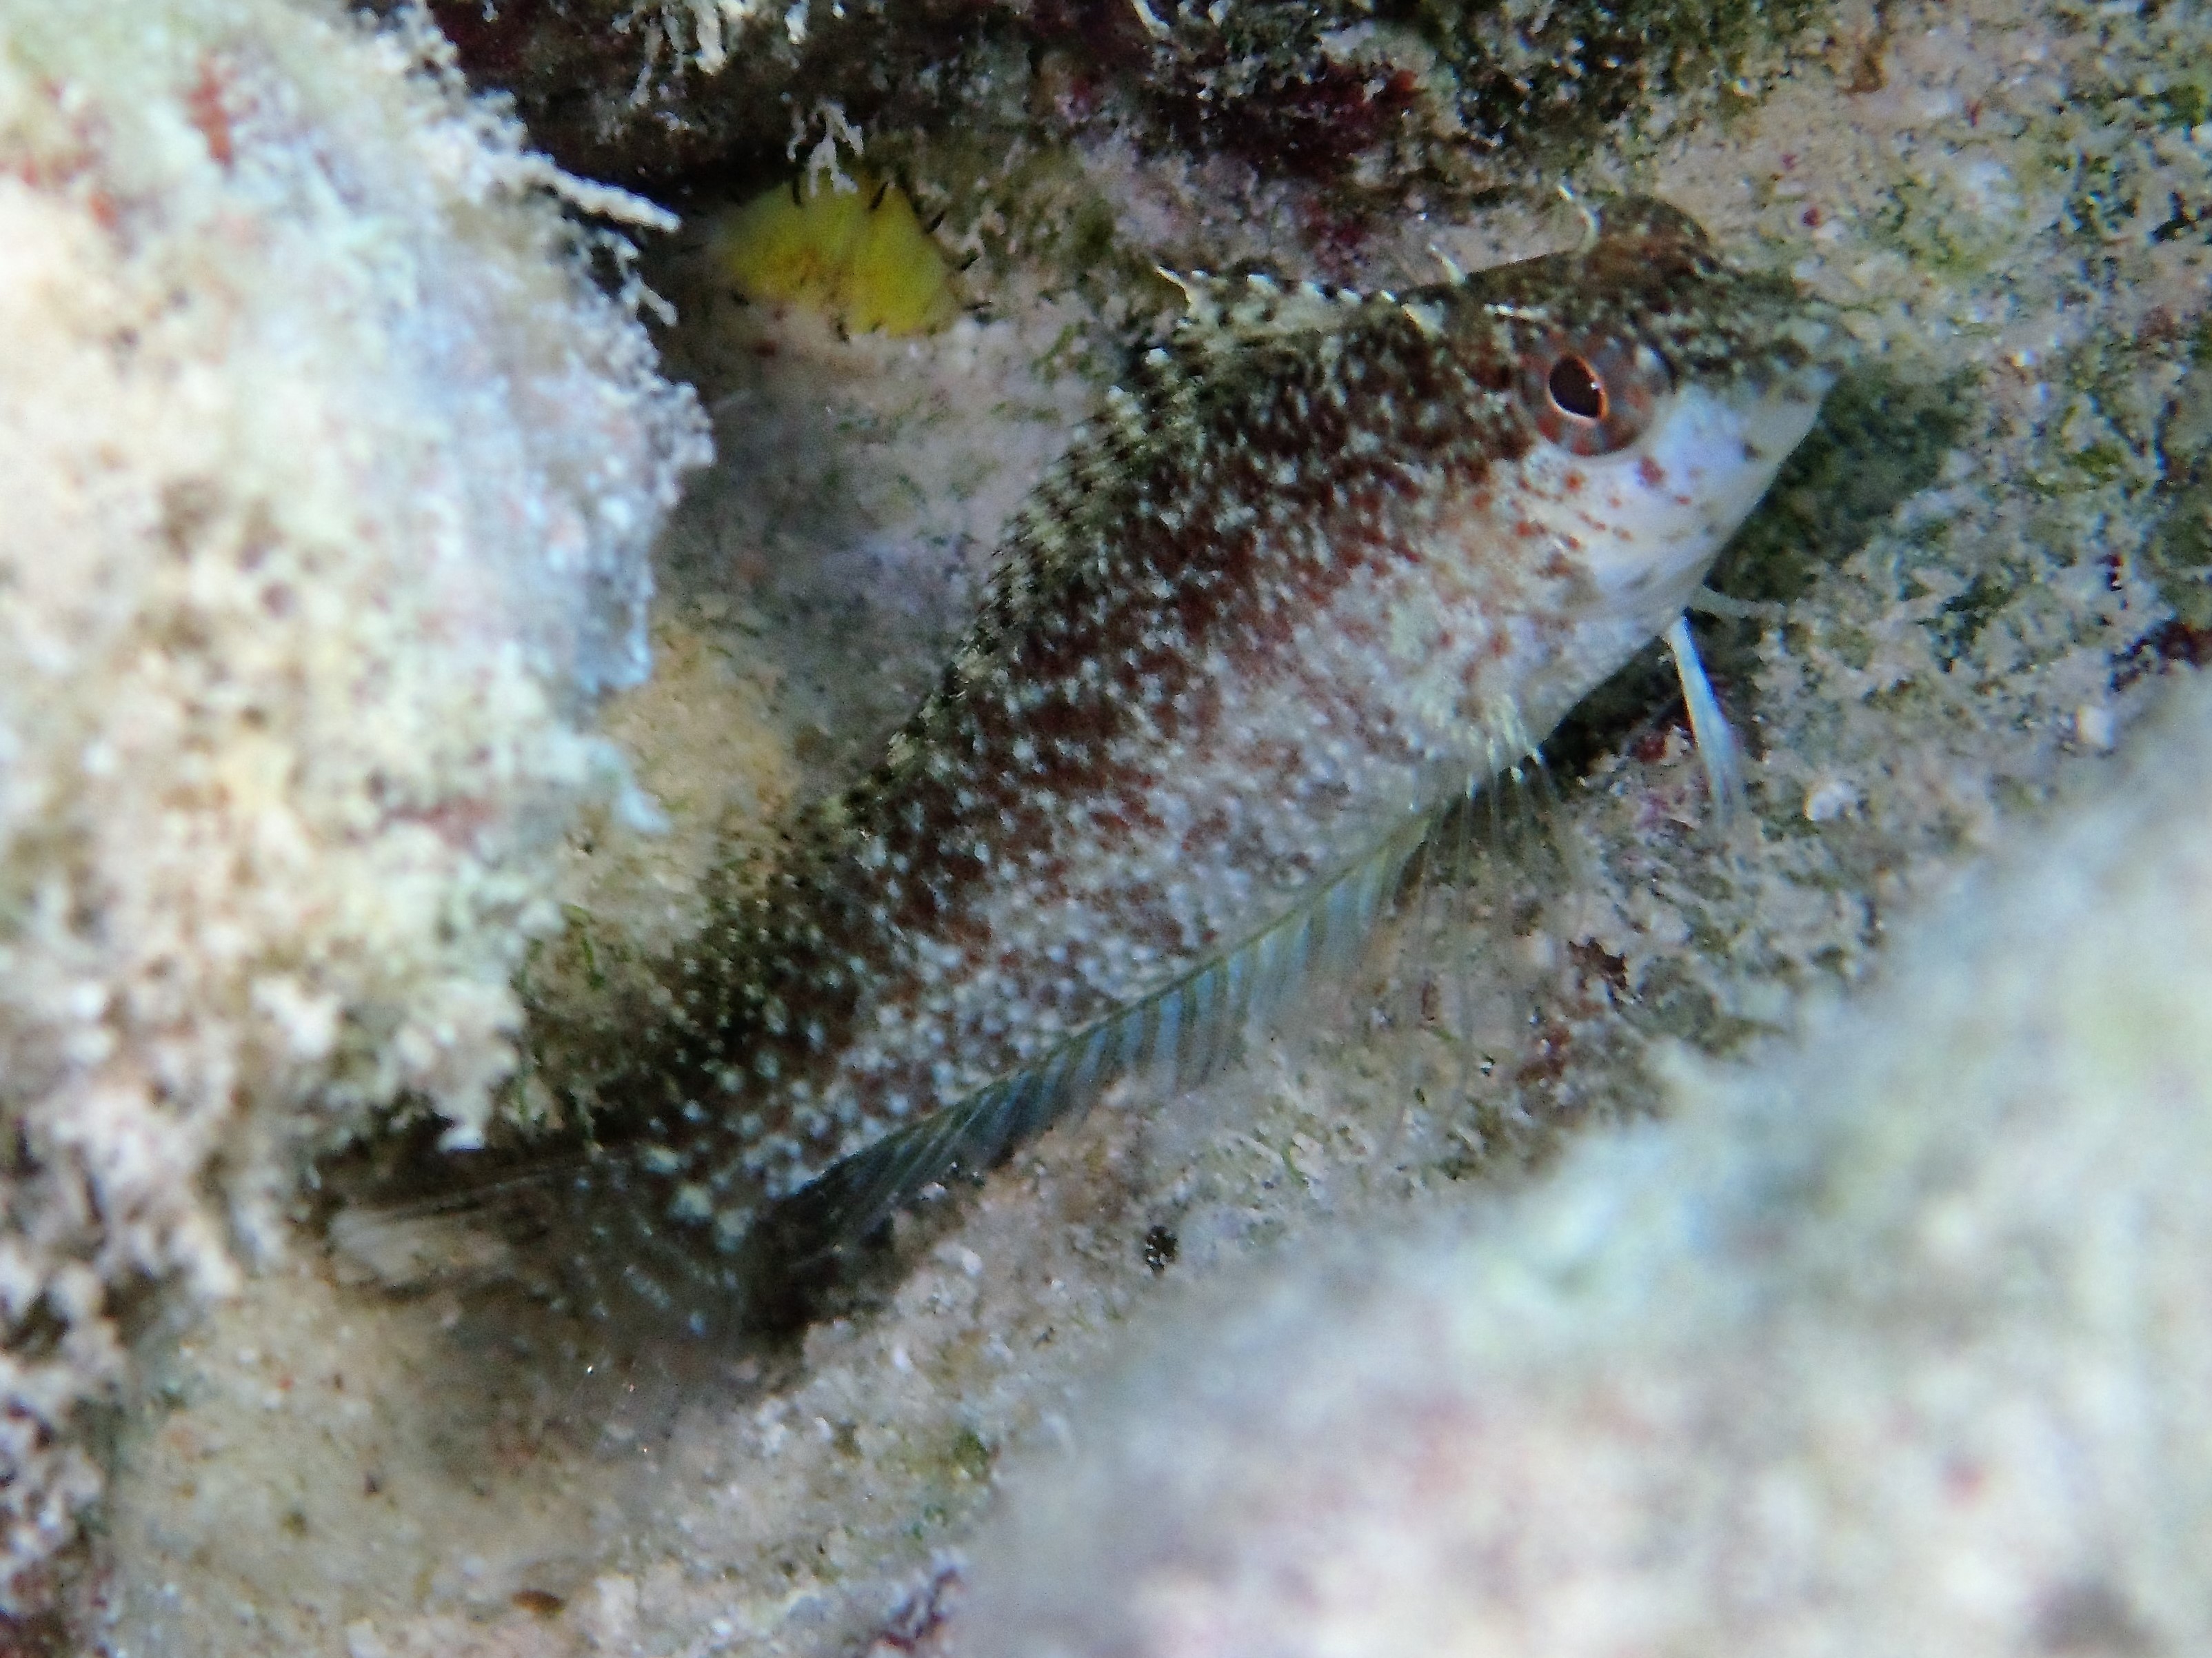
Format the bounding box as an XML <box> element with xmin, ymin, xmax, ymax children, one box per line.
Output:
<box><xmin>1440</xmin><ymin>198</ymin><xmax>1842</xmax><ymax>722</ymax></box>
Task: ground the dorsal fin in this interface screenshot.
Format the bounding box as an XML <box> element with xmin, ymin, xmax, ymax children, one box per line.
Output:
<box><xmin>1158</xmin><ymin>265</ymin><xmax>1378</xmax><ymax>355</ymax></box>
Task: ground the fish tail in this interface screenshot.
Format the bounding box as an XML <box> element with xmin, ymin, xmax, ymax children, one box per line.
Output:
<box><xmin>328</xmin><ymin>1143</ymin><xmax>759</xmax><ymax>1338</ymax></box>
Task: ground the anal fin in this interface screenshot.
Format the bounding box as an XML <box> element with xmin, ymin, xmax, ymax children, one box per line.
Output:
<box><xmin>750</xmin><ymin>802</ymin><xmax>1440</xmax><ymax>1273</ymax></box>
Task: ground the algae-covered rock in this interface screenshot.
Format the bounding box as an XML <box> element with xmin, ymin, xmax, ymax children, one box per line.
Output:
<box><xmin>420</xmin><ymin>0</ymin><xmax>1829</xmax><ymax>201</ymax></box>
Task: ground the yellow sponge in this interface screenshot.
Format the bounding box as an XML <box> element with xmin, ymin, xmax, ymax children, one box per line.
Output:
<box><xmin>717</xmin><ymin>169</ymin><xmax>958</xmax><ymax>336</ymax></box>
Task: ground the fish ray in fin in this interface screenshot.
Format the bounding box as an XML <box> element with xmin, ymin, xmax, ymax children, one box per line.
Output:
<box><xmin>751</xmin><ymin>800</ymin><xmax>1447</xmax><ymax>1271</ymax></box>
<box><xmin>1664</xmin><ymin>612</ymin><xmax>1746</xmax><ymax>829</ymax></box>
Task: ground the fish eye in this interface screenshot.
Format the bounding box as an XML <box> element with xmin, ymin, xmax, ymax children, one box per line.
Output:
<box><xmin>1522</xmin><ymin>334</ymin><xmax>1671</xmax><ymax>457</ymax></box>
<box><xmin>1547</xmin><ymin>354</ymin><xmax>1607</xmax><ymax>421</ymax></box>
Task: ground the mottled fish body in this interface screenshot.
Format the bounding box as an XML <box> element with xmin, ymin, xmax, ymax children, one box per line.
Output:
<box><xmin>410</xmin><ymin>199</ymin><xmax>1836</xmax><ymax>1324</ymax></box>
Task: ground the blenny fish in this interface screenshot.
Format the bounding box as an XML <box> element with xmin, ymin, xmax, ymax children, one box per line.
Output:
<box><xmin>373</xmin><ymin>198</ymin><xmax>1836</xmax><ymax>1329</ymax></box>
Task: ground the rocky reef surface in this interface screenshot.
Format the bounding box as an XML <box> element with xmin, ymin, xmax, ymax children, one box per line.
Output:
<box><xmin>0</xmin><ymin>0</ymin><xmax>2205</xmax><ymax>1651</ymax></box>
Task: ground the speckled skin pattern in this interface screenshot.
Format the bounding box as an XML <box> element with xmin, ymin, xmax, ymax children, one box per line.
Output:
<box><xmin>486</xmin><ymin>200</ymin><xmax>1836</xmax><ymax>1319</ymax></box>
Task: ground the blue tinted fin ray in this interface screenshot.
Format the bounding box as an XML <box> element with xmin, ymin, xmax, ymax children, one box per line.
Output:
<box><xmin>755</xmin><ymin>800</ymin><xmax>1449</xmax><ymax>1266</ymax></box>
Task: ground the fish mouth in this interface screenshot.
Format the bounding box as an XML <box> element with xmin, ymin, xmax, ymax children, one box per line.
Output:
<box><xmin>1738</xmin><ymin>356</ymin><xmax>1841</xmax><ymax>454</ymax></box>
<box><xmin>1739</xmin><ymin>303</ymin><xmax>1851</xmax><ymax>398</ymax></box>
<box><xmin>1562</xmin><ymin>353</ymin><xmax>1837</xmax><ymax>626</ymax></box>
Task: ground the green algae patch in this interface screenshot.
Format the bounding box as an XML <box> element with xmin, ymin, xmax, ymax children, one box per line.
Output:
<box><xmin>2146</xmin><ymin>331</ymin><xmax>2212</xmax><ymax>631</ymax></box>
<box><xmin>718</xmin><ymin>170</ymin><xmax>960</xmax><ymax>336</ymax></box>
<box><xmin>1715</xmin><ymin>367</ymin><xmax>1978</xmax><ymax>606</ymax></box>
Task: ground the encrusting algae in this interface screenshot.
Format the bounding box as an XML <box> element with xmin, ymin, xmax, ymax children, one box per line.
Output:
<box><xmin>368</xmin><ymin>199</ymin><xmax>1839</xmax><ymax>1332</ymax></box>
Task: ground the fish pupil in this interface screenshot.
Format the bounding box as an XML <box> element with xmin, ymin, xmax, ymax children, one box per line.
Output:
<box><xmin>1547</xmin><ymin>353</ymin><xmax>1607</xmax><ymax>421</ymax></box>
